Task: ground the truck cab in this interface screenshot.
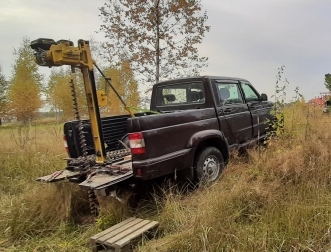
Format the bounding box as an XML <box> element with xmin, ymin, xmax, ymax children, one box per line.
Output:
<box><xmin>127</xmin><ymin>76</ymin><xmax>273</xmax><ymax>182</ymax></box>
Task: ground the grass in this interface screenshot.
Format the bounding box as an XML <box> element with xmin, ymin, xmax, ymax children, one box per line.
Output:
<box><xmin>137</xmin><ymin>102</ymin><xmax>331</xmax><ymax>252</ymax></box>
<box><xmin>0</xmin><ymin>123</ymin><xmax>96</xmax><ymax>251</ymax></box>
<box><xmin>1</xmin><ymin>102</ymin><xmax>331</xmax><ymax>251</ymax></box>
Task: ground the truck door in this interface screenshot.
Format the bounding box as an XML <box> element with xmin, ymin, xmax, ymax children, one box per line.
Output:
<box><xmin>213</xmin><ymin>80</ymin><xmax>253</xmax><ymax>147</ymax></box>
<box><xmin>240</xmin><ymin>82</ymin><xmax>269</xmax><ymax>137</ymax></box>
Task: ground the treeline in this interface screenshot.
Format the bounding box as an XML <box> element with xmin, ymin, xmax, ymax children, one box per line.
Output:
<box><xmin>0</xmin><ymin>38</ymin><xmax>140</xmax><ymax>123</ymax></box>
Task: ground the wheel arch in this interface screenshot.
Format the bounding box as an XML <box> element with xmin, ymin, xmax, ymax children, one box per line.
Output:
<box><xmin>186</xmin><ymin>130</ymin><xmax>229</xmax><ymax>166</ymax></box>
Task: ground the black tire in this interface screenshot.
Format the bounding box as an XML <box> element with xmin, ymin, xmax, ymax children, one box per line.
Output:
<box><xmin>194</xmin><ymin>147</ymin><xmax>224</xmax><ymax>183</ymax></box>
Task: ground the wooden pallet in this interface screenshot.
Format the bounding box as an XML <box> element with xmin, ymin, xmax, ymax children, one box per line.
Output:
<box><xmin>90</xmin><ymin>217</ymin><xmax>159</xmax><ymax>252</ymax></box>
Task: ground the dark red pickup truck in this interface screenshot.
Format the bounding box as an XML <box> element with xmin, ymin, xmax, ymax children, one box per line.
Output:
<box><xmin>39</xmin><ymin>76</ymin><xmax>273</xmax><ymax>192</ymax></box>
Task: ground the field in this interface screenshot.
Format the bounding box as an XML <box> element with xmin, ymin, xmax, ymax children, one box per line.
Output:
<box><xmin>1</xmin><ymin>103</ymin><xmax>331</xmax><ymax>251</ymax></box>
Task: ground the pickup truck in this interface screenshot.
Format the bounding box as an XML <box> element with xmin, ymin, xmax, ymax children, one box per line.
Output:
<box><xmin>38</xmin><ymin>76</ymin><xmax>273</xmax><ymax>191</ymax></box>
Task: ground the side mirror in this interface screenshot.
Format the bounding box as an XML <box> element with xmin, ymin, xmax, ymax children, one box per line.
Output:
<box><xmin>260</xmin><ymin>93</ymin><xmax>268</xmax><ymax>101</ymax></box>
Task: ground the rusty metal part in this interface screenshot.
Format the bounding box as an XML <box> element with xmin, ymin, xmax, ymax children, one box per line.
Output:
<box><xmin>88</xmin><ymin>189</ymin><xmax>99</xmax><ymax>216</ymax></box>
<box><xmin>67</xmin><ymin>149</ymin><xmax>131</xmax><ymax>168</ymax></box>
<box><xmin>106</xmin><ymin>149</ymin><xmax>131</xmax><ymax>160</ymax></box>
<box><xmin>46</xmin><ymin>170</ymin><xmax>64</xmax><ymax>182</ymax></box>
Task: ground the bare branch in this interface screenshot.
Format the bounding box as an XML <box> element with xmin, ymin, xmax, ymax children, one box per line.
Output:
<box><xmin>99</xmin><ymin>0</ymin><xmax>210</xmax><ymax>86</ymax></box>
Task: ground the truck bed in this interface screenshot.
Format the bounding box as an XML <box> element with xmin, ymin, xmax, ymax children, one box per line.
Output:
<box><xmin>65</xmin><ymin>112</ymin><xmax>153</xmax><ymax>158</ymax></box>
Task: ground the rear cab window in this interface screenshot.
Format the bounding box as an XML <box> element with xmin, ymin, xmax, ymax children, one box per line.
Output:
<box><xmin>156</xmin><ymin>82</ymin><xmax>205</xmax><ymax>107</ymax></box>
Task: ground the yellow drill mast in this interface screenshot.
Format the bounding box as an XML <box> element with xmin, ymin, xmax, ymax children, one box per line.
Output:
<box><xmin>30</xmin><ymin>38</ymin><xmax>106</xmax><ymax>163</ymax></box>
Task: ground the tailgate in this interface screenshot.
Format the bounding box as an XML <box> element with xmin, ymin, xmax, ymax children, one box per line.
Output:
<box><xmin>37</xmin><ymin>153</ymin><xmax>133</xmax><ymax>192</ymax></box>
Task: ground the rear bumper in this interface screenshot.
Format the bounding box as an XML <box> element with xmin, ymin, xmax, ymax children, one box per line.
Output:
<box><xmin>132</xmin><ymin>148</ymin><xmax>196</xmax><ymax>180</ymax></box>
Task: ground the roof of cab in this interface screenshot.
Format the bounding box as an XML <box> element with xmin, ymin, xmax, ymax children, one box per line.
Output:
<box><xmin>154</xmin><ymin>76</ymin><xmax>250</xmax><ymax>86</ymax></box>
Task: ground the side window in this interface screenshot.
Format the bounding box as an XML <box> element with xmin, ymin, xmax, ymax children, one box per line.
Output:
<box><xmin>241</xmin><ymin>83</ymin><xmax>259</xmax><ymax>102</ymax></box>
<box><xmin>156</xmin><ymin>82</ymin><xmax>205</xmax><ymax>106</ymax></box>
<box><xmin>216</xmin><ymin>83</ymin><xmax>243</xmax><ymax>105</ymax></box>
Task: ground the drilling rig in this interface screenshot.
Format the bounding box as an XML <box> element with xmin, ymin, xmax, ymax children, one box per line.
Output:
<box><xmin>30</xmin><ymin>38</ymin><xmax>134</xmax><ymax>215</ymax></box>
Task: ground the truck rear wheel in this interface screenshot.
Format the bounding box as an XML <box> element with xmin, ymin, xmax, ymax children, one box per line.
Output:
<box><xmin>194</xmin><ymin>147</ymin><xmax>224</xmax><ymax>184</ymax></box>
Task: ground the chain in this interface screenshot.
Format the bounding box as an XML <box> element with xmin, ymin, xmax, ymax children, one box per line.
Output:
<box><xmin>70</xmin><ymin>78</ymin><xmax>100</xmax><ymax>216</ymax></box>
<box><xmin>88</xmin><ymin>189</ymin><xmax>99</xmax><ymax>216</ymax></box>
<box><xmin>69</xmin><ymin>79</ymin><xmax>88</xmax><ymax>157</ymax></box>
<box><xmin>68</xmin><ymin>149</ymin><xmax>131</xmax><ymax>167</ymax></box>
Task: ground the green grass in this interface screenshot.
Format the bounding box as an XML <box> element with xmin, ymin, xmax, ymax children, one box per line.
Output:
<box><xmin>1</xmin><ymin>103</ymin><xmax>331</xmax><ymax>251</ymax></box>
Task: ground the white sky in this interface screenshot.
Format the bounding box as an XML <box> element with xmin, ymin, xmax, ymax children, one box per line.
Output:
<box><xmin>1</xmin><ymin>0</ymin><xmax>331</xmax><ymax>101</ymax></box>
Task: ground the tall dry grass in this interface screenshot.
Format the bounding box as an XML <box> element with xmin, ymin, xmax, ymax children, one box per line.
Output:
<box><xmin>1</xmin><ymin>102</ymin><xmax>331</xmax><ymax>251</ymax></box>
<box><xmin>137</xmin><ymin>102</ymin><xmax>331</xmax><ymax>251</ymax></box>
<box><xmin>0</xmin><ymin>123</ymin><xmax>96</xmax><ymax>251</ymax></box>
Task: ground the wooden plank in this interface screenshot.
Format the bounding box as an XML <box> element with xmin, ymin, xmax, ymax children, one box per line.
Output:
<box><xmin>90</xmin><ymin>217</ymin><xmax>136</xmax><ymax>241</ymax></box>
<box><xmin>104</xmin><ymin>220</ymin><xmax>151</xmax><ymax>245</ymax></box>
<box><xmin>97</xmin><ymin>218</ymin><xmax>145</xmax><ymax>243</ymax></box>
<box><xmin>91</xmin><ymin>218</ymin><xmax>138</xmax><ymax>252</ymax></box>
<box><xmin>90</xmin><ymin>218</ymin><xmax>159</xmax><ymax>251</ymax></box>
<box><xmin>113</xmin><ymin>221</ymin><xmax>159</xmax><ymax>248</ymax></box>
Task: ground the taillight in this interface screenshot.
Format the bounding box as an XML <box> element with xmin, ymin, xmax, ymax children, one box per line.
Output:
<box><xmin>63</xmin><ymin>135</ymin><xmax>69</xmax><ymax>154</ymax></box>
<box><xmin>128</xmin><ymin>132</ymin><xmax>145</xmax><ymax>154</ymax></box>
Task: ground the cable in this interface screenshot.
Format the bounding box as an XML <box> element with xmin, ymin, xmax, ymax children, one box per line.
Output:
<box><xmin>93</xmin><ymin>62</ymin><xmax>135</xmax><ymax>118</ymax></box>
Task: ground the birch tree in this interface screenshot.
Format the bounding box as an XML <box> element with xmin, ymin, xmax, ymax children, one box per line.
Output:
<box><xmin>99</xmin><ymin>0</ymin><xmax>210</xmax><ymax>85</ymax></box>
<box><xmin>8</xmin><ymin>37</ymin><xmax>42</xmax><ymax>123</ymax></box>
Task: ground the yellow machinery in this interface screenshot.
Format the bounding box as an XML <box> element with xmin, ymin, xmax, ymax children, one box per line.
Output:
<box><xmin>30</xmin><ymin>38</ymin><xmax>107</xmax><ymax>163</ymax></box>
<box><xmin>30</xmin><ymin>41</ymin><xmax>160</xmax><ymax>245</ymax></box>
<box><xmin>31</xmin><ymin>38</ymin><xmax>135</xmax><ymax>216</ymax></box>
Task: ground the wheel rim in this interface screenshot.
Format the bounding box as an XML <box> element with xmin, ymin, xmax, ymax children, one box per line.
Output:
<box><xmin>202</xmin><ymin>155</ymin><xmax>220</xmax><ymax>181</ymax></box>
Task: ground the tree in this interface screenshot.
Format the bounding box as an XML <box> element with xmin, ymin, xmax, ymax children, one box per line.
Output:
<box><xmin>7</xmin><ymin>37</ymin><xmax>43</xmax><ymax>124</ymax></box>
<box><xmin>324</xmin><ymin>73</ymin><xmax>331</xmax><ymax>91</ymax></box>
<box><xmin>48</xmin><ymin>68</ymin><xmax>74</xmax><ymax>120</ymax></box>
<box><xmin>47</xmin><ymin>67</ymin><xmax>88</xmax><ymax>120</ymax></box>
<box><xmin>99</xmin><ymin>0</ymin><xmax>210</xmax><ymax>85</ymax></box>
<box><xmin>98</xmin><ymin>61</ymin><xmax>140</xmax><ymax>116</ymax></box>
<box><xmin>0</xmin><ymin>65</ymin><xmax>8</xmax><ymax>117</ymax></box>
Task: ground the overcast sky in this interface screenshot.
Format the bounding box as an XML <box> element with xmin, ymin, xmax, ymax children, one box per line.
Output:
<box><xmin>1</xmin><ymin>0</ymin><xmax>331</xmax><ymax>101</ymax></box>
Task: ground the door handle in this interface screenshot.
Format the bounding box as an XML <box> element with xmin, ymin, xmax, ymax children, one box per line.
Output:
<box><xmin>248</xmin><ymin>104</ymin><xmax>262</xmax><ymax>109</ymax></box>
<box><xmin>223</xmin><ymin>108</ymin><xmax>232</xmax><ymax>113</ymax></box>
